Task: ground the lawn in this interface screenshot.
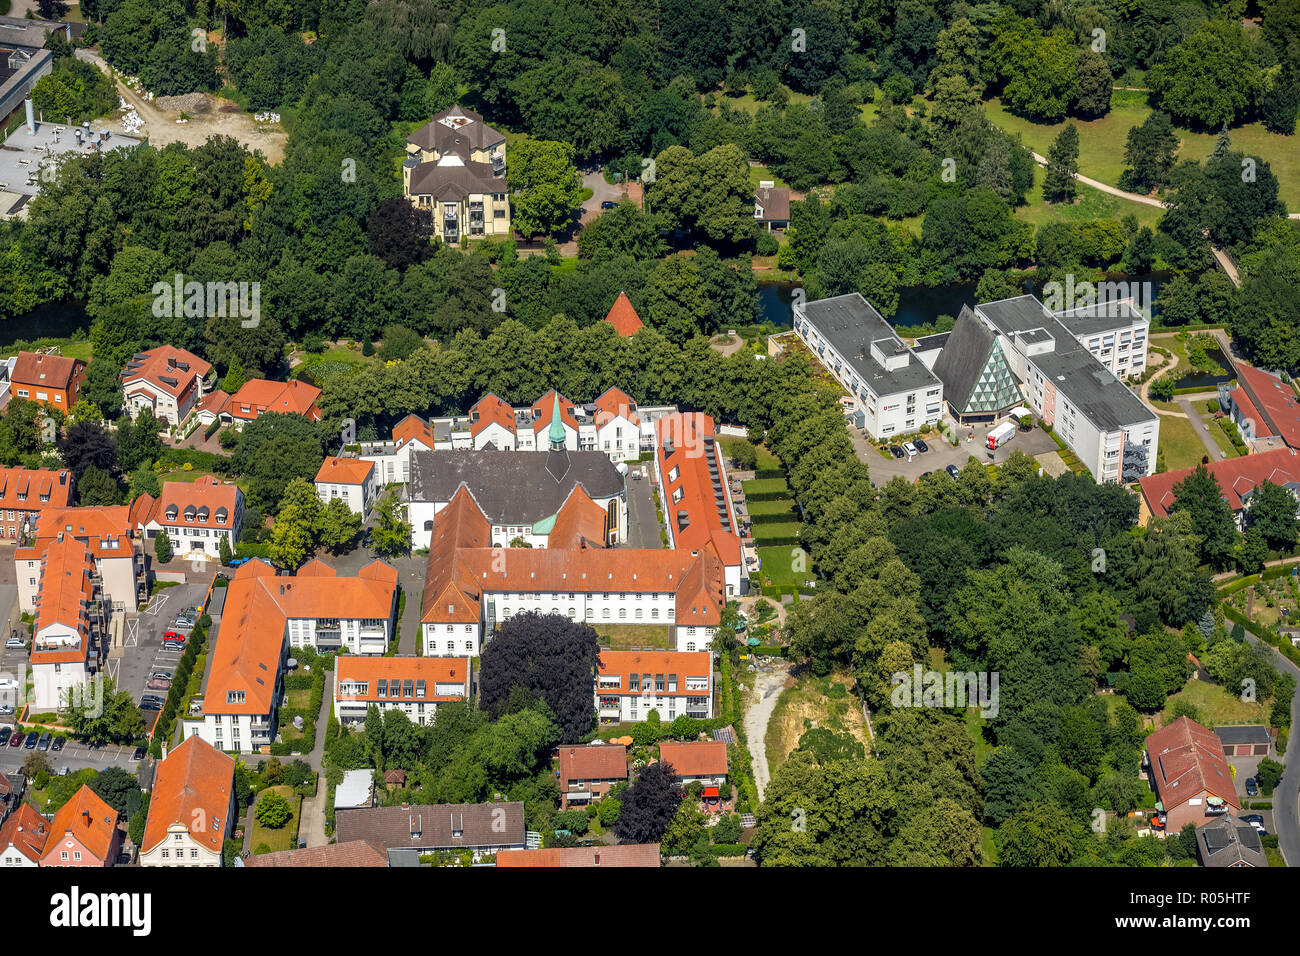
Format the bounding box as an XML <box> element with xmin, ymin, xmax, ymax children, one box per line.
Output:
<box><xmin>720</xmin><ymin>439</ymin><xmax>783</xmax><ymax>471</ymax></box>
<box><xmin>765</xmin><ymin>670</ymin><xmax>870</xmax><ymax>776</ymax></box>
<box><xmin>741</xmin><ymin>478</ymin><xmax>792</xmax><ymax>496</ymax></box>
<box><xmin>747</xmin><ymin>164</ymin><xmax>788</xmax><ymax>190</ymax></box>
<box><xmin>756</xmin><ymin>545</ymin><xmax>811</xmax><ymax>588</ymax></box>
<box><xmin>985</xmin><ymin>93</ymin><xmax>1300</xmax><ymax>208</ymax></box>
<box><xmin>1158</xmin><ymin>679</ymin><xmax>1272</xmax><ymax>729</ymax></box>
<box><xmin>250</xmin><ymin>785</ymin><xmax>301</xmax><ymax>854</ymax></box>
<box><xmin>1155</xmin><ymin>414</ymin><xmax>1211</xmax><ymax>472</ymax></box>
<box><xmin>1014</xmin><ymin>168</ymin><xmax>1164</xmax><ymax>232</ymax></box>
<box><xmin>594</xmin><ymin>623</ymin><xmax>673</xmax><ymax>649</ymax></box>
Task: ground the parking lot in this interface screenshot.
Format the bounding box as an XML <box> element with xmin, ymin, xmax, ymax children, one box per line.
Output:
<box><xmin>0</xmin><ymin>731</ymin><xmax>141</xmax><ymax>776</ymax></box>
<box><xmin>111</xmin><ymin>580</ymin><xmax>212</xmax><ymax>705</ymax></box>
<box><xmin>848</xmin><ymin>417</ymin><xmax>1062</xmax><ymax>485</ymax></box>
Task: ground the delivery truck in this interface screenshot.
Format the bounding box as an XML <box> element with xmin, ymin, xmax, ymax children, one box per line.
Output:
<box><xmin>986</xmin><ymin>421</ymin><xmax>1017</xmax><ymax>450</ymax></box>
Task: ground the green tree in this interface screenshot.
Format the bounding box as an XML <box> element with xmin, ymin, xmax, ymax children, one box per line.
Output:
<box><xmin>269</xmin><ymin>477</ymin><xmax>322</xmax><ymax>569</ymax></box>
<box><xmin>370</xmin><ymin>493</ymin><xmax>411</xmax><ymax>557</ymax></box>
<box><xmin>1247</xmin><ymin>480</ymin><xmax>1299</xmax><ymax>551</ymax></box>
<box><xmin>255</xmin><ymin>790</ymin><xmax>292</xmax><ymax>829</ymax></box>
<box><xmin>155</xmin><ymin>529</ymin><xmax>173</xmax><ymax>563</ymax></box>
<box><xmin>77</xmin><ymin>464</ymin><xmax>121</xmax><ymax>506</ymax></box>
<box><xmin>1148</xmin><ymin>20</ymin><xmax>1264</xmax><ymax>129</ymax></box>
<box><xmin>1043</xmin><ymin>124</ymin><xmax>1080</xmax><ymax>204</ymax></box>
<box><xmin>315</xmin><ymin>497</ymin><xmax>363</xmax><ymax>553</ymax></box>
<box><xmin>507</xmin><ymin>139</ymin><xmax>584</xmax><ymax>239</ymax></box>
<box><xmin>1171</xmin><ymin>464</ymin><xmax>1240</xmax><ymax>570</ymax></box>
<box><xmin>218</xmin><ymin>534</ymin><xmax>234</xmax><ymax>567</ymax></box>
<box><xmin>1120</xmin><ymin>111</ymin><xmax>1180</xmax><ymax>193</ymax></box>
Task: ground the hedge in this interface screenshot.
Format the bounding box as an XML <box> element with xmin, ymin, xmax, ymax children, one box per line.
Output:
<box><xmin>751</xmin><ymin>468</ymin><xmax>785</xmax><ymax>481</ymax></box>
<box><xmin>149</xmin><ymin>623</ymin><xmax>208</xmax><ymax>757</ymax></box>
<box><xmin>1220</xmin><ymin>603</ymin><xmax>1300</xmax><ymax>669</ymax></box>
<box><xmin>160</xmin><ymin>448</ymin><xmax>229</xmax><ymax>471</ymax></box>
<box><xmin>203</xmin><ymin>418</ymin><xmax>222</xmax><ymax>440</ymax></box>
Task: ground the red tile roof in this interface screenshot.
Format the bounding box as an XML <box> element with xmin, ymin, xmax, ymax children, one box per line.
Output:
<box><xmin>1138</xmin><ymin>447</ymin><xmax>1300</xmax><ymax>517</ymax></box>
<box><xmin>315</xmin><ymin>456</ymin><xmax>375</xmax><ymax>485</ymax></box>
<box><xmin>496</xmin><ymin>844</ymin><xmax>660</xmax><ymax>867</ymax></box>
<box><xmin>531</xmin><ymin>389</ymin><xmax>579</xmax><ymax>437</ymax></box>
<box><xmin>19</xmin><ymin>506</ymin><xmax>134</xmax><ymax>561</ymax></box>
<box><xmin>1233</xmin><ymin>363</ymin><xmax>1300</xmax><ymax>448</ymax></box>
<box><xmin>470</xmin><ymin>393</ymin><xmax>517</xmax><ymax>440</ymax></box>
<box><xmin>548</xmin><ymin>486</ymin><xmax>609</xmax><ymax>550</ymax></box>
<box><xmin>196</xmin><ymin>389</ymin><xmax>231</xmax><ymax>418</ymax></box>
<box><xmin>0</xmin><ymin>466</ymin><xmax>73</xmax><ymax>515</ymax></box>
<box><xmin>597</xmin><ymin>651</ymin><xmax>712</xmax><ymax>695</ymax></box>
<box><xmin>0</xmin><ymin>802</ymin><xmax>49</xmax><ymax>863</ymax></box>
<box><xmin>243</xmin><ymin>839</ymin><xmax>389</xmax><ymax>867</ymax></box>
<box><xmin>336</xmin><ymin>655</ymin><xmax>472</xmax><ymax>703</ymax></box>
<box><xmin>392</xmin><ymin>414</ymin><xmax>437</xmax><ymax>450</ymax></box>
<box><xmin>12</xmin><ymin>351</ymin><xmax>83</xmax><ymax>390</ymax></box>
<box><xmin>31</xmin><ymin>536</ymin><xmax>94</xmax><ymax>665</ymax></box>
<box><xmin>658</xmin><ymin>740</ymin><xmax>728</xmax><ymax>777</ymax></box>
<box><xmin>420</xmin><ymin>487</ymin><xmax>492</xmax><ymax>624</ymax></box>
<box><xmin>655</xmin><ymin>413</ymin><xmax>741</xmax><ymax>568</ymax></box>
<box><xmin>137</xmin><ymin>476</ymin><xmax>241</xmax><ymax>532</ymax></box>
<box><xmin>229</xmin><ymin>379</ymin><xmax>322</xmax><ymax>421</ymax></box>
<box><xmin>142</xmin><ymin>736</ymin><xmax>235</xmax><ymax>854</ymax></box>
<box><xmin>1146</xmin><ymin>716</ymin><xmax>1239</xmax><ymax>813</ymax></box>
<box><xmin>45</xmin><ymin>785</ymin><xmax>119</xmax><ymax>863</ymax></box>
<box><xmin>604</xmin><ymin>292</ymin><xmax>644</xmax><ymax>336</ymax></box>
<box><xmin>593</xmin><ymin>386</ymin><xmax>640</xmax><ymax>427</ymax></box>
<box><xmin>121</xmin><ymin>346</ymin><xmax>212</xmax><ymax>399</ymax></box>
<box><xmin>558</xmin><ymin>744</ymin><xmax>628</xmax><ymax>786</ymax></box>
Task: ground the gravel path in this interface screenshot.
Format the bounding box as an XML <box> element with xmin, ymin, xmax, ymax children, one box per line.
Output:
<box><xmin>743</xmin><ymin>663</ymin><xmax>790</xmax><ymax>802</ymax></box>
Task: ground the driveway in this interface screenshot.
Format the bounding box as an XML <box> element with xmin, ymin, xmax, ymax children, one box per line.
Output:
<box><xmin>850</xmin><ymin>418</ymin><xmax>1060</xmax><ymax>485</ymax></box>
<box><xmin>624</xmin><ymin>464</ymin><xmax>662</xmax><ymax>550</ymax></box>
<box><xmin>1238</xmin><ymin>625</ymin><xmax>1299</xmax><ymax>866</ymax></box>
<box><xmin>579</xmin><ymin>170</ymin><xmax>622</xmax><ymax>225</ymax></box>
<box><xmin>742</xmin><ymin>662</ymin><xmax>791</xmax><ymax>802</ymax></box>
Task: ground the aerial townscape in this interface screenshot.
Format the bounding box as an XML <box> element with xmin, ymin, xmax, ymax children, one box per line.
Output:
<box><xmin>0</xmin><ymin>0</ymin><xmax>1297</xmax><ymax>917</ymax></box>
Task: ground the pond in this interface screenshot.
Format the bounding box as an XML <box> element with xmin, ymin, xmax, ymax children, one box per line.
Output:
<box><xmin>0</xmin><ymin>301</ymin><xmax>91</xmax><ymax>347</ymax></box>
<box><xmin>1173</xmin><ymin>345</ymin><xmax>1233</xmax><ymax>389</ymax></box>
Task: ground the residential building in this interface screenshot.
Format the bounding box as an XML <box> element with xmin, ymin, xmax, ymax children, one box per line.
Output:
<box><xmin>195</xmin><ymin>378</ymin><xmax>322</xmax><ymax>428</ymax></box>
<box><xmin>1214</xmin><ymin>725</ymin><xmax>1274</xmax><ymax>758</ymax></box>
<box><xmin>0</xmin><ymin>466</ymin><xmax>73</xmax><ymax>540</ymax></box>
<box><xmin>753</xmin><ymin>181</ymin><xmax>790</xmax><ymax>230</ymax></box>
<box><xmin>1053</xmin><ymin>300</ymin><xmax>1149</xmax><ymax>379</ymax></box>
<box><xmin>9</xmin><ymin>350</ymin><xmax>85</xmax><ymax>411</ymax></box>
<box><xmin>40</xmin><ymin>784</ymin><xmax>119</xmax><ymax>867</ymax></box>
<box><xmin>241</xmin><ymin>840</ymin><xmax>389</xmax><ymax>867</ymax></box>
<box><xmin>604</xmin><ymin>292</ymin><xmax>644</xmax><ymax>337</ymax></box>
<box><xmin>591</xmin><ymin>386</ymin><xmax>643</xmax><ymax>463</ymax></box>
<box><xmin>0</xmin><ymin>771</ymin><xmax>23</xmax><ymax>822</ymax></box>
<box><xmin>1197</xmin><ymin>815</ymin><xmax>1268</xmax><ymax>867</ymax></box>
<box><xmin>0</xmin><ymin>802</ymin><xmax>47</xmax><ymax>867</ymax></box>
<box><xmin>355</xmin><ymin>413</ymin><xmax>453</xmax><ymax>485</ymax></box>
<box><xmin>653</xmin><ymin>412</ymin><xmax>746</xmax><ymax>597</ymax></box>
<box><xmin>315</xmin><ymin>456</ymin><xmax>380</xmax><ymax>516</ymax></box>
<box><xmin>184</xmin><ymin>558</ymin><xmax>400</xmax><ymax>751</ymax></box>
<box><xmin>139</xmin><ymin>736</ymin><xmax>235</xmax><ymax>868</ymax></box>
<box><xmin>1136</xmin><ymin>447</ymin><xmax>1300</xmax><ymax>528</ymax></box>
<box><xmin>120</xmin><ymin>346</ymin><xmax>213</xmax><ymax>428</ymax></box>
<box><xmin>334</xmin><ymin>801</ymin><xmax>527</xmax><ymax>864</ymax></box>
<box><xmin>496</xmin><ymin>844</ymin><xmax>660</xmax><ymax>867</ymax></box>
<box><xmin>130</xmin><ymin>475</ymin><xmax>244</xmax><ymax>559</ymax></box>
<box><xmin>29</xmin><ymin>535</ymin><xmax>104</xmax><ymax>711</ymax></box>
<box><xmin>1145</xmin><ymin>716</ymin><xmax>1240</xmax><ymax>832</ymax></box>
<box><xmin>658</xmin><ymin>740</ymin><xmax>728</xmax><ymax>787</ymax></box>
<box><xmin>794</xmin><ymin>293</ymin><xmax>944</xmax><ymax>440</ymax></box>
<box><xmin>937</xmin><ymin>296</ymin><xmax>1159</xmax><ymax>482</ymax></box>
<box><xmin>403</xmin><ymin>105</ymin><xmax>510</xmax><ymax>242</ymax></box>
<box><xmin>335</xmin><ymin>655</ymin><xmax>472</xmax><ymax>728</ymax></box>
<box><xmin>407</xmin><ymin>437</ymin><xmax>626</xmax><ymax>551</ymax></box>
<box><xmin>557</xmin><ymin>744</ymin><xmax>628</xmax><ymax>809</ymax></box>
<box><xmin>1220</xmin><ymin>362</ymin><xmax>1300</xmax><ymax>453</ymax></box>
<box><xmin>16</xmin><ymin>505</ymin><xmax>144</xmax><ymax>614</ymax></box>
<box><xmin>596</xmin><ymin>650</ymin><xmax>713</xmax><ymax>724</ymax></box>
<box><xmin>336</xmin><ymin>770</ymin><xmax>376</xmax><ymax>811</ymax></box>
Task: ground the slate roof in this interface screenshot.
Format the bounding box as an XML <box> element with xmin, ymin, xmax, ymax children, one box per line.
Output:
<box><xmin>406</xmin><ymin>105</ymin><xmax>505</xmax><ymax>157</ymax></box>
<box><xmin>797</xmin><ymin>293</ymin><xmax>940</xmax><ymax>397</ymax></box>
<box><xmin>931</xmin><ymin>308</ymin><xmax>999</xmax><ymax>413</ymax></box>
<box><xmin>1213</xmin><ymin>725</ymin><xmax>1271</xmax><ymax>747</ymax></box>
<box><xmin>334</xmin><ymin>801</ymin><xmax>526</xmax><ymax>851</ymax></box>
<box><xmin>407</xmin><ymin>158</ymin><xmax>502</xmax><ymax>201</ymax></box>
<box><xmin>496</xmin><ymin>844</ymin><xmax>660</xmax><ymax>867</ymax></box>
<box><xmin>754</xmin><ymin>185</ymin><xmax>790</xmax><ymax>222</ymax></box>
<box><xmin>1198</xmin><ymin>815</ymin><xmax>1267</xmax><ymax>867</ymax></box>
<box><xmin>410</xmin><ymin>449</ymin><xmax>624</xmax><ymax>524</ymax></box>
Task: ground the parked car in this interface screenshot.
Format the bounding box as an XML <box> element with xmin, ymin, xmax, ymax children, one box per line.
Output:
<box><xmin>888</xmin><ymin>445</ymin><xmax>905</xmax><ymax>459</ymax></box>
<box><xmin>24</xmin><ymin>731</ymin><xmax>39</xmax><ymax>749</ymax></box>
<box><xmin>920</xmin><ymin>471</ymin><xmax>933</xmax><ymax>478</ymax></box>
<box><xmin>914</xmin><ymin>438</ymin><xmax>929</xmax><ymax>453</ymax></box>
<box><xmin>175</xmin><ymin>612</ymin><xmax>196</xmax><ymax>627</ymax></box>
<box><xmin>152</xmin><ymin>671</ymin><xmax>173</xmax><ymax>681</ymax></box>
<box><xmin>0</xmin><ymin>705</ymin><xmax>13</xmax><ymax>716</ymax></box>
<box><xmin>132</xmin><ymin>746</ymin><xmax>147</xmax><ymax>761</ymax></box>
<box><xmin>51</xmin><ymin>736</ymin><xmax>65</xmax><ymax>752</ymax></box>
<box><xmin>945</xmin><ymin>464</ymin><xmax>961</xmax><ymax>479</ymax></box>
<box><xmin>600</xmin><ymin>200</ymin><xmax>618</xmax><ymax>209</ymax></box>
<box><xmin>5</xmin><ymin>637</ymin><xmax>24</xmax><ymax>648</ymax></box>
<box><xmin>0</xmin><ymin>727</ymin><xmax>10</xmax><ymax>745</ymax></box>
<box><xmin>37</xmin><ymin>732</ymin><xmax>51</xmax><ymax>751</ymax></box>
<box><xmin>146</xmin><ymin>679</ymin><xmax>171</xmax><ymax>691</ymax></box>
<box><xmin>903</xmin><ymin>441</ymin><xmax>918</xmax><ymax>457</ymax></box>
<box><xmin>139</xmin><ymin>697</ymin><xmax>163</xmax><ymax>712</ymax></box>
<box><xmin>8</xmin><ymin>729</ymin><xmax>23</xmax><ymax>747</ymax></box>
<box><xmin>1245</xmin><ymin>777</ymin><xmax>1259</xmax><ymax>797</ymax></box>
<box><xmin>163</xmin><ymin>631</ymin><xmax>186</xmax><ymax>646</ymax></box>
<box><xmin>0</xmin><ymin>677</ymin><xmax>17</xmax><ymax>689</ymax></box>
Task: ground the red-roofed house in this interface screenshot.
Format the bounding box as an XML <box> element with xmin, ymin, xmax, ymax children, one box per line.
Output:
<box><xmin>527</xmin><ymin>389</ymin><xmax>580</xmax><ymax>451</ymax></box>
<box><xmin>469</xmin><ymin>393</ymin><xmax>519</xmax><ymax>450</ymax></box>
<box><xmin>10</xmin><ymin>351</ymin><xmax>86</xmax><ymax>411</ymax></box>
<box><xmin>335</xmin><ymin>655</ymin><xmax>472</xmax><ymax>727</ymax></box>
<box><xmin>604</xmin><ymin>292</ymin><xmax>644</xmax><ymax>337</ymax></box>
<box><xmin>0</xmin><ymin>802</ymin><xmax>48</xmax><ymax>867</ymax></box>
<box><xmin>1145</xmin><ymin>716</ymin><xmax>1240</xmax><ymax>832</ymax></box>
<box><xmin>315</xmin><ymin>456</ymin><xmax>380</xmax><ymax>516</ymax></box>
<box><xmin>29</xmin><ymin>535</ymin><xmax>104</xmax><ymax>711</ymax></box>
<box><xmin>16</xmin><ymin>505</ymin><xmax>144</xmax><ymax>614</ymax></box>
<box><xmin>754</xmin><ymin>182</ymin><xmax>790</xmax><ymax>230</ymax></box>
<box><xmin>497</xmin><ymin>844</ymin><xmax>660</xmax><ymax>867</ymax></box>
<box><xmin>557</xmin><ymin>743</ymin><xmax>628</xmax><ymax>808</ymax></box>
<box><xmin>0</xmin><ymin>466</ymin><xmax>73</xmax><ymax>541</ymax></box>
<box><xmin>1137</xmin><ymin>447</ymin><xmax>1300</xmax><ymax>529</ymax></box>
<box><xmin>654</xmin><ymin>412</ymin><xmax>746</xmax><ymax>600</ymax></box>
<box><xmin>140</xmin><ymin>736</ymin><xmax>235</xmax><ymax>867</ymax></box>
<box><xmin>41</xmin><ymin>784</ymin><xmax>120</xmax><ymax>867</ymax></box>
<box><xmin>227</xmin><ymin>379</ymin><xmax>322</xmax><ymax>426</ymax></box>
<box><xmin>121</xmin><ymin>346</ymin><xmax>214</xmax><ymax>428</ymax></box>
<box><xmin>658</xmin><ymin>740</ymin><xmax>728</xmax><ymax>787</ymax></box>
<box><xmin>596</xmin><ymin>650</ymin><xmax>712</xmax><ymax>725</ymax></box>
<box><xmin>1223</xmin><ymin>363</ymin><xmax>1300</xmax><ymax>452</ymax></box>
<box><xmin>133</xmin><ymin>475</ymin><xmax>244</xmax><ymax>558</ymax></box>
<box><xmin>592</xmin><ymin>386</ymin><xmax>642</xmax><ymax>462</ymax></box>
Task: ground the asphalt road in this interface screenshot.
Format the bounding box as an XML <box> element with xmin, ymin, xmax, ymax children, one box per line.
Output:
<box><xmin>0</xmin><ymin>735</ymin><xmax>141</xmax><ymax>776</ymax></box>
<box><xmin>1241</xmin><ymin>625</ymin><xmax>1299</xmax><ymax>866</ymax></box>
<box><xmin>624</xmin><ymin>464</ymin><xmax>661</xmax><ymax>549</ymax></box>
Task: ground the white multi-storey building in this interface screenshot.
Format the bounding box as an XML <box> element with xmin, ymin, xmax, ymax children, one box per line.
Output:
<box><xmin>1054</xmin><ymin>300</ymin><xmax>1149</xmax><ymax>380</ymax></box>
<box><xmin>334</xmin><ymin>656</ymin><xmax>472</xmax><ymax>728</ymax></box>
<box><xmin>595</xmin><ymin>651</ymin><xmax>713</xmax><ymax>725</ymax></box>
<box><xmin>139</xmin><ymin>736</ymin><xmax>234</xmax><ymax>868</ymax></box>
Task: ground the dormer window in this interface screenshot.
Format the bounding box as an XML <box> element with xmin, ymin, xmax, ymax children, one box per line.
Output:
<box><xmin>227</xmin><ymin>690</ymin><xmax>245</xmax><ymax>705</ymax></box>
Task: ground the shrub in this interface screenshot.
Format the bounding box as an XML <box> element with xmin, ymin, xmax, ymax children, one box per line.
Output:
<box><xmin>255</xmin><ymin>790</ymin><xmax>292</xmax><ymax>829</ymax></box>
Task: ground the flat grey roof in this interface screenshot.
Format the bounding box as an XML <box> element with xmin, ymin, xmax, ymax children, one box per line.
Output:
<box><xmin>1030</xmin><ymin>343</ymin><xmax>1155</xmax><ymax>431</ymax></box>
<box><xmin>975</xmin><ymin>295</ymin><xmax>1055</xmax><ymax>336</ymax></box>
<box><xmin>1213</xmin><ymin>725</ymin><xmax>1270</xmax><ymax>746</ymax></box>
<box><xmin>1056</xmin><ymin>300</ymin><xmax>1147</xmax><ymax>339</ymax></box>
<box><xmin>799</xmin><ymin>293</ymin><xmax>940</xmax><ymax>396</ymax></box>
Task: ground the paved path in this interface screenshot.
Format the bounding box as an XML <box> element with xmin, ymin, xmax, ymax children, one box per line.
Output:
<box><xmin>297</xmin><ymin>777</ymin><xmax>327</xmax><ymax>848</ymax></box>
<box><xmin>1238</xmin><ymin>624</ymin><xmax>1299</xmax><ymax>866</ymax></box>
<box><xmin>1176</xmin><ymin>397</ymin><xmax>1225</xmax><ymax>460</ymax></box>
<box><xmin>1030</xmin><ymin>152</ymin><xmax>1165</xmax><ymax>208</ymax></box>
<box><xmin>742</xmin><ymin>663</ymin><xmax>790</xmax><ymax>802</ymax></box>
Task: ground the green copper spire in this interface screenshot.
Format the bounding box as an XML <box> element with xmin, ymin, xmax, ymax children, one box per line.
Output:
<box><xmin>548</xmin><ymin>392</ymin><xmax>566</xmax><ymax>450</ymax></box>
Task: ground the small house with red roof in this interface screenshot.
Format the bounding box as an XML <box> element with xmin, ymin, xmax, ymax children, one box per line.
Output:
<box><xmin>10</xmin><ymin>351</ymin><xmax>86</xmax><ymax>412</ymax></box>
<box><xmin>41</xmin><ymin>785</ymin><xmax>120</xmax><ymax>867</ymax></box>
<box><xmin>658</xmin><ymin>739</ymin><xmax>729</xmax><ymax>788</ymax></box>
<box><xmin>1136</xmin><ymin>447</ymin><xmax>1300</xmax><ymax>529</ymax></box>
<box><xmin>121</xmin><ymin>346</ymin><xmax>214</xmax><ymax>428</ymax></box>
<box><xmin>557</xmin><ymin>743</ymin><xmax>628</xmax><ymax>808</ymax></box>
<box><xmin>140</xmin><ymin>736</ymin><xmax>235</xmax><ymax>867</ymax></box>
<box><xmin>315</xmin><ymin>455</ymin><xmax>380</xmax><ymax>516</ymax></box>
<box><xmin>1145</xmin><ymin>716</ymin><xmax>1240</xmax><ymax>832</ymax></box>
<box><xmin>1221</xmin><ymin>363</ymin><xmax>1300</xmax><ymax>453</ymax></box>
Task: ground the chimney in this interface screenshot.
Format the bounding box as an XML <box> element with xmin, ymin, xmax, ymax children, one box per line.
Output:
<box><xmin>24</xmin><ymin>97</ymin><xmax>35</xmax><ymax>136</ymax></box>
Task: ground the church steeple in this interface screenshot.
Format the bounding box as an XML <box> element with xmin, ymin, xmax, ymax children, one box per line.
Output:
<box><xmin>548</xmin><ymin>392</ymin><xmax>566</xmax><ymax>451</ymax></box>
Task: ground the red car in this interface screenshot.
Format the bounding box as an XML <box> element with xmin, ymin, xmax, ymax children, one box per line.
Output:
<box><xmin>7</xmin><ymin>729</ymin><xmax>22</xmax><ymax>747</ymax></box>
<box><xmin>163</xmin><ymin>631</ymin><xmax>186</xmax><ymax>645</ymax></box>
